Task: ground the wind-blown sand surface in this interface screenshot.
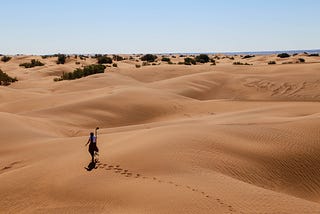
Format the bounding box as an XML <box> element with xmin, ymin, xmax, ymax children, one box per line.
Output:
<box><xmin>1</xmin><ymin>54</ymin><xmax>320</xmax><ymax>213</ymax></box>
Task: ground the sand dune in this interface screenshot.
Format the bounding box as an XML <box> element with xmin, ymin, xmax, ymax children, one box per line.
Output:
<box><xmin>1</xmin><ymin>55</ymin><xmax>320</xmax><ymax>213</ymax></box>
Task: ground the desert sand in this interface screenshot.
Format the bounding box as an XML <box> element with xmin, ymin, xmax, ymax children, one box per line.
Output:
<box><xmin>1</xmin><ymin>54</ymin><xmax>320</xmax><ymax>213</ymax></box>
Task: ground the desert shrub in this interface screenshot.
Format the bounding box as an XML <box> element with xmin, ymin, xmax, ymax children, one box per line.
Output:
<box><xmin>79</xmin><ymin>55</ymin><xmax>87</xmax><ymax>60</ymax></box>
<box><xmin>161</xmin><ymin>57</ymin><xmax>171</xmax><ymax>62</ymax></box>
<box><xmin>171</xmin><ymin>55</ymin><xmax>176</xmax><ymax>58</ymax></box>
<box><xmin>268</xmin><ymin>61</ymin><xmax>276</xmax><ymax>65</ymax></box>
<box><xmin>142</xmin><ymin>62</ymin><xmax>150</xmax><ymax>66</ymax></box>
<box><xmin>58</xmin><ymin>64</ymin><xmax>106</xmax><ymax>81</ymax></box>
<box><xmin>56</xmin><ymin>54</ymin><xmax>66</xmax><ymax>64</ymax></box>
<box><xmin>178</xmin><ymin>62</ymin><xmax>185</xmax><ymax>65</ymax></box>
<box><xmin>277</xmin><ymin>53</ymin><xmax>290</xmax><ymax>58</ymax></box>
<box><xmin>140</xmin><ymin>54</ymin><xmax>157</xmax><ymax>62</ymax></box>
<box><xmin>113</xmin><ymin>63</ymin><xmax>118</xmax><ymax>67</ymax></box>
<box><xmin>293</xmin><ymin>53</ymin><xmax>298</xmax><ymax>56</ymax></box>
<box><xmin>113</xmin><ymin>55</ymin><xmax>124</xmax><ymax>61</ymax></box>
<box><xmin>53</xmin><ymin>77</ymin><xmax>63</xmax><ymax>82</ymax></box>
<box><xmin>308</xmin><ymin>53</ymin><xmax>319</xmax><ymax>57</ymax></box>
<box><xmin>75</xmin><ymin>62</ymin><xmax>81</xmax><ymax>65</ymax></box>
<box><xmin>135</xmin><ymin>64</ymin><xmax>141</xmax><ymax>68</ymax></box>
<box><xmin>97</xmin><ymin>55</ymin><xmax>113</xmax><ymax>64</ymax></box>
<box><xmin>19</xmin><ymin>59</ymin><xmax>45</xmax><ymax>68</ymax></box>
<box><xmin>233</xmin><ymin>61</ymin><xmax>252</xmax><ymax>65</ymax></box>
<box><xmin>184</xmin><ymin>57</ymin><xmax>196</xmax><ymax>65</ymax></box>
<box><xmin>1</xmin><ymin>56</ymin><xmax>12</xmax><ymax>62</ymax></box>
<box><xmin>0</xmin><ymin>69</ymin><xmax>17</xmax><ymax>86</ymax></box>
<box><xmin>168</xmin><ymin>61</ymin><xmax>173</xmax><ymax>65</ymax></box>
<box><xmin>298</xmin><ymin>58</ymin><xmax>305</xmax><ymax>63</ymax></box>
<box><xmin>242</xmin><ymin>55</ymin><xmax>255</xmax><ymax>59</ymax></box>
<box><xmin>195</xmin><ymin>54</ymin><xmax>210</xmax><ymax>63</ymax></box>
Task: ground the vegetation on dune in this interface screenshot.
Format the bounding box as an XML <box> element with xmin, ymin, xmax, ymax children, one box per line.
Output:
<box><xmin>142</xmin><ymin>62</ymin><xmax>150</xmax><ymax>66</ymax></box>
<box><xmin>135</xmin><ymin>64</ymin><xmax>141</xmax><ymax>68</ymax></box>
<box><xmin>54</xmin><ymin>64</ymin><xmax>106</xmax><ymax>81</ymax></box>
<box><xmin>113</xmin><ymin>55</ymin><xmax>124</xmax><ymax>61</ymax></box>
<box><xmin>56</xmin><ymin>54</ymin><xmax>66</xmax><ymax>64</ymax></box>
<box><xmin>1</xmin><ymin>55</ymin><xmax>12</xmax><ymax>62</ymax></box>
<box><xmin>268</xmin><ymin>61</ymin><xmax>276</xmax><ymax>65</ymax></box>
<box><xmin>298</xmin><ymin>58</ymin><xmax>305</xmax><ymax>63</ymax></box>
<box><xmin>19</xmin><ymin>59</ymin><xmax>45</xmax><ymax>68</ymax></box>
<box><xmin>233</xmin><ymin>61</ymin><xmax>252</xmax><ymax>65</ymax></box>
<box><xmin>195</xmin><ymin>54</ymin><xmax>210</xmax><ymax>63</ymax></box>
<box><xmin>308</xmin><ymin>53</ymin><xmax>319</xmax><ymax>57</ymax></box>
<box><xmin>113</xmin><ymin>63</ymin><xmax>118</xmax><ymax>67</ymax></box>
<box><xmin>0</xmin><ymin>69</ymin><xmax>17</xmax><ymax>86</ymax></box>
<box><xmin>184</xmin><ymin>57</ymin><xmax>196</xmax><ymax>65</ymax></box>
<box><xmin>161</xmin><ymin>57</ymin><xmax>171</xmax><ymax>62</ymax></box>
<box><xmin>277</xmin><ymin>53</ymin><xmax>291</xmax><ymax>58</ymax></box>
<box><xmin>97</xmin><ymin>55</ymin><xmax>113</xmax><ymax>64</ymax></box>
<box><xmin>242</xmin><ymin>55</ymin><xmax>255</xmax><ymax>59</ymax></box>
<box><xmin>140</xmin><ymin>54</ymin><xmax>157</xmax><ymax>62</ymax></box>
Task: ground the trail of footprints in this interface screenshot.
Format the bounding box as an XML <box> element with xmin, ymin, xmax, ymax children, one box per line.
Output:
<box><xmin>95</xmin><ymin>162</ymin><xmax>241</xmax><ymax>213</ymax></box>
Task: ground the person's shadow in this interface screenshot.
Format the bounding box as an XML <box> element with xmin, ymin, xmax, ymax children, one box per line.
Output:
<box><xmin>85</xmin><ymin>161</ymin><xmax>97</xmax><ymax>171</ymax></box>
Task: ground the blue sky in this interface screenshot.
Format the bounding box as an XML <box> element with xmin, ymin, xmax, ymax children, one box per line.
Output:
<box><xmin>1</xmin><ymin>0</ymin><xmax>320</xmax><ymax>54</ymax></box>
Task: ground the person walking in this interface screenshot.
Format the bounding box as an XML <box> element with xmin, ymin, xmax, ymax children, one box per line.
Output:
<box><xmin>85</xmin><ymin>128</ymin><xmax>99</xmax><ymax>162</ymax></box>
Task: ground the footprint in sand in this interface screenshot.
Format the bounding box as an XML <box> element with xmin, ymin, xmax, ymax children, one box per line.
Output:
<box><xmin>97</xmin><ymin>163</ymin><xmax>238</xmax><ymax>212</ymax></box>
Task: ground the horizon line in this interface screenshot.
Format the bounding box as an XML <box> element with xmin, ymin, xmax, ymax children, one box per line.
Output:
<box><xmin>2</xmin><ymin>48</ymin><xmax>319</xmax><ymax>56</ymax></box>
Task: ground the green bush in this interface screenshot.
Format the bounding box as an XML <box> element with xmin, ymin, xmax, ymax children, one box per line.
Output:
<box><xmin>1</xmin><ymin>56</ymin><xmax>12</xmax><ymax>62</ymax></box>
<box><xmin>233</xmin><ymin>61</ymin><xmax>252</xmax><ymax>65</ymax></box>
<box><xmin>0</xmin><ymin>69</ymin><xmax>17</xmax><ymax>86</ymax></box>
<box><xmin>97</xmin><ymin>56</ymin><xmax>113</xmax><ymax>64</ymax></box>
<box><xmin>58</xmin><ymin>64</ymin><xmax>106</xmax><ymax>81</ymax></box>
<box><xmin>161</xmin><ymin>57</ymin><xmax>171</xmax><ymax>62</ymax></box>
<box><xmin>19</xmin><ymin>59</ymin><xmax>45</xmax><ymax>68</ymax></box>
<box><xmin>242</xmin><ymin>55</ymin><xmax>255</xmax><ymax>59</ymax></box>
<box><xmin>308</xmin><ymin>53</ymin><xmax>319</xmax><ymax>57</ymax></box>
<box><xmin>268</xmin><ymin>61</ymin><xmax>276</xmax><ymax>65</ymax></box>
<box><xmin>184</xmin><ymin>57</ymin><xmax>196</xmax><ymax>65</ymax></box>
<box><xmin>298</xmin><ymin>58</ymin><xmax>305</xmax><ymax>63</ymax></box>
<box><xmin>113</xmin><ymin>55</ymin><xmax>124</xmax><ymax>61</ymax></box>
<box><xmin>277</xmin><ymin>53</ymin><xmax>290</xmax><ymax>58</ymax></box>
<box><xmin>57</xmin><ymin>54</ymin><xmax>66</xmax><ymax>64</ymax></box>
<box><xmin>140</xmin><ymin>54</ymin><xmax>157</xmax><ymax>62</ymax></box>
<box><xmin>195</xmin><ymin>54</ymin><xmax>210</xmax><ymax>63</ymax></box>
<box><xmin>113</xmin><ymin>63</ymin><xmax>118</xmax><ymax>67</ymax></box>
<box><xmin>142</xmin><ymin>62</ymin><xmax>150</xmax><ymax>66</ymax></box>
<box><xmin>135</xmin><ymin>64</ymin><xmax>141</xmax><ymax>68</ymax></box>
